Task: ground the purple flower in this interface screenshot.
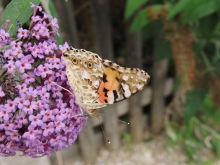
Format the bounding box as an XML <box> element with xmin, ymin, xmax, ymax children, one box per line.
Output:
<box><xmin>0</xmin><ymin>29</ymin><xmax>10</xmax><ymax>40</ymax></box>
<box><xmin>15</xmin><ymin>60</ymin><xmax>31</xmax><ymax>73</ymax></box>
<box><xmin>0</xmin><ymin>106</ymin><xmax>9</xmax><ymax>120</ymax></box>
<box><xmin>29</xmin><ymin>114</ymin><xmax>43</xmax><ymax>127</ymax></box>
<box><xmin>0</xmin><ymin>3</ymin><xmax>87</xmax><ymax>158</ymax></box>
<box><xmin>4</xmin><ymin>100</ymin><xmax>16</xmax><ymax>112</ymax></box>
<box><xmin>22</xmin><ymin>126</ymin><xmax>39</xmax><ymax>141</ymax></box>
<box><xmin>17</xmin><ymin>28</ymin><xmax>28</xmax><ymax>39</ymax></box>
<box><xmin>42</xmin><ymin>122</ymin><xmax>54</xmax><ymax>136</ymax></box>
<box><xmin>22</xmin><ymin>73</ymin><xmax>35</xmax><ymax>84</ymax></box>
<box><xmin>16</xmin><ymin>112</ymin><xmax>28</xmax><ymax>125</ymax></box>
<box><xmin>41</xmin><ymin>110</ymin><xmax>54</xmax><ymax>122</ymax></box>
<box><xmin>3</xmin><ymin>49</ymin><xmax>14</xmax><ymax>60</ymax></box>
<box><xmin>14</xmin><ymin>97</ymin><xmax>30</xmax><ymax>109</ymax></box>
<box><xmin>3</xmin><ymin>60</ymin><xmax>15</xmax><ymax>73</ymax></box>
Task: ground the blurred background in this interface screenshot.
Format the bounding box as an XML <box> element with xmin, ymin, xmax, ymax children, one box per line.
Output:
<box><xmin>1</xmin><ymin>0</ymin><xmax>220</xmax><ymax>164</ymax></box>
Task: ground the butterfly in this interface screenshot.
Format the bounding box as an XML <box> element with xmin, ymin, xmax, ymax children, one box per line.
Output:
<box><xmin>62</xmin><ymin>47</ymin><xmax>150</xmax><ymax>118</ymax></box>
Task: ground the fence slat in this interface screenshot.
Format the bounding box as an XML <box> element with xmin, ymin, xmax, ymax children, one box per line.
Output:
<box><xmin>78</xmin><ymin>119</ymin><xmax>97</xmax><ymax>164</ymax></box>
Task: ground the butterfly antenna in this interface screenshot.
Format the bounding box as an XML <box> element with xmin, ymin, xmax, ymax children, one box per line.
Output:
<box><xmin>99</xmin><ymin>112</ymin><xmax>129</xmax><ymax>125</ymax></box>
<box><xmin>97</xmin><ymin>116</ymin><xmax>110</xmax><ymax>144</ymax></box>
<box><xmin>49</xmin><ymin>80</ymin><xmax>75</xmax><ymax>96</ymax></box>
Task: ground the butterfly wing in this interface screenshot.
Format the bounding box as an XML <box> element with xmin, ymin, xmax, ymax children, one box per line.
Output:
<box><xmin>96</xmin><ymin>59</ymin><xmax>150</xmax><ymax>104</ymax></box>
<box><xmin>63</xmin><ymin>48</ymin><xmax>108</xmax><ymax>109</ymax></box>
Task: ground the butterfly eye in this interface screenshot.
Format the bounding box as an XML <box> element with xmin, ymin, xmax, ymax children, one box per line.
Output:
<box><xmin>71</xmin><ymin>58</ymin><xmax>78</xmax><ymax>65</ymax></box>
<box><xmin>87</xmin><ymin>61</ymin><xmax>93</xmax><ymax>69</ymax></box>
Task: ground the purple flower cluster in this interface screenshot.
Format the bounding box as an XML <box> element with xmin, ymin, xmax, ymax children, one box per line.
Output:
<box><xmin>0</xmin><ymin>3</ymin><xmax>86</xmax><ymax>157</ymax></box>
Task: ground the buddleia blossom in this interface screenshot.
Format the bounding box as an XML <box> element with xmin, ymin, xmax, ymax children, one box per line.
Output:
<box><xmin>0</xmin><ymin>3</ymin><xmax>87</xmax><ymax>158</ymax></box>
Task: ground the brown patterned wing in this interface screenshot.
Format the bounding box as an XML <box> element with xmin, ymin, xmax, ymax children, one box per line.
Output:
<box><xmin>96</xmin><ymin>59</ymin><xmax>150</xmax><ymax>104</ymax></box>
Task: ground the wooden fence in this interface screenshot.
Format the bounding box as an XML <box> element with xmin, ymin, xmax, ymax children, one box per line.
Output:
<box><xmin>50</xmin><ymin>78</ymin><xmax>174</xmax><ymax>165</ymax></box>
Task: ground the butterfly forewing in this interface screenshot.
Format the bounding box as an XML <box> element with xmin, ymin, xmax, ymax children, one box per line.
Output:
<box><xmin>63</xmin><ymin>48</ymin><xmax>107</xmax><ymax>110</ymax></box>
<box><xmin>98</xmin><ymin>59</ymin><xmax>150</xmax><ymax>104</ymax></box>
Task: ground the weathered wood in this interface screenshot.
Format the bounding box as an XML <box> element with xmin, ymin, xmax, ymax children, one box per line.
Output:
<box><xmin>90</xmin><ymin>0</ymin><xmax>114</xmax><ymax>60</ymax></box>
<box><xmin>126</xmin><ymin>29</ymin><xmax>144</xmax><ymax>143</ymax></box>
<box><xmin>90</xmin><ymin>0</ymin><xmax>120</xmax><ymax>151</ymax></box>
<box><xmin>151</xmin><ymin>59</ymin><xmax>169</xmax><ymax>134</ymax></box>
<box><xmin>53</xmin><ymin>0</ymin><xmax>79</xmax><ymax>47</ymax></box>
<box><xmin>78</xmin><ymin>119</ymin><xmax>97</xmax><ymax>164</ymax></box>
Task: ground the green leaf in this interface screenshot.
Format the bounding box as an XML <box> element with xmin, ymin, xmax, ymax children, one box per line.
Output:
<box><xmin>167</xmin><ymin>0</ymin><xmax>191</xmax><ymax>19</ymax></box>
<box><xmin>201</xmin><ymin>158</ymin><xmax>217</xmax><ymax>165</ymax></box>
<box><xmin>212</xmin><ymin>136</ymin><xmax>220</xmax><ymax>158</ymax></box>
<box><xmin>2</xmin><ymin>0</ymin><xmax>40</xmax><ymax>36</ymax></box>
<box><xmin>182</xmin><ymin>0</ymin><xmax>220</xmax><ymax>24</ymax></box>
<box><xmin>129</xmin><ymin>9</ymin><xmax>149</xmax><ymax>33</ymax></box>
<box><xmin>124</xmin><ymin>0</ymin><xmax>148</xmax><ymax>20</ymax></box>
<box><xmin>214</xmin><ymin>21</ymin><xmax>220</xmax><ymax>32</ymax></box>
<box><xmin>155</xmin><ymin>36</ymin><xmax>172</xmax><ymax>61</ymax></box>
<box><xmin>191</xmin><ymin>15</ymin><xmax>218</xmax><ymax>40</ymax></box>
<box><xmin>184</xmin><ymin>118</ymin><xmax>194</xmax><ymax>138</ymax></box>
<box><xmin>184</xmin><ymin>143</ymin><xmax>197</xmax><ymax>159</ymax></box>
<box><xmin>184</xmin><ymin>89</ymin><xmax>208</xmax><ymax>122</ymax></box>
<box><xmin>214</xmin><ymin>110</ymin><xmax>220</xmax><ymax>125</ymax></box>
<box><xmin>200</xmin><ymin>95</ymin><xmax>214</xmax><ymax>121</ymax></box>
<box><xmin>142</xmin><ymin>20</ymin><xmax>162</xmax><ymax>41</ymax></box>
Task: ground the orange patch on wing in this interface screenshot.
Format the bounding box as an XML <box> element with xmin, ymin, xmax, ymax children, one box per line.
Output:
<box><xmin>98</xmin><ymin>81</ymin><xmax>106</xmax><ymax>103</ymax></box>
<box><xmin>98</xmin><ymin>68</ymin><xmax>120</xmax><ymax>103</ymax></box>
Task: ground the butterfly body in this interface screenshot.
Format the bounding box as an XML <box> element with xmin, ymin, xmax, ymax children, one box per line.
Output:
<box><xmin>63</xmin><ymin>47</ymin><xmax>150</xmax><ymax>117</ymax></box>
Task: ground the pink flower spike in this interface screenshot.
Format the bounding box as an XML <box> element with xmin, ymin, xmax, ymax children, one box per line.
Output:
<box><xmin>0</xmin><ymin>3</ymin><xmax>87</xmax><ymax>158</ymax></box>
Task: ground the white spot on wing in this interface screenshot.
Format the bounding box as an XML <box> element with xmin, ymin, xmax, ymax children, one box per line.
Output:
<box><xmin>121</xmin><ymin>83</ymin><xmax>131</xmax><ymax>98</ymax></box>
<box><xmin>123</xmin><ymin>75</ymin><xmax>128</xmax><ymax>81</ymax></box>
<box><xmin>82</xmin><ymin>70</ymin><xmax>89</xmax><ymax>79</ymax></box>
<box><xmin>107</xmin><ymin>91</ymin><xmax>114</xmax><ymax>104</ymax></box>
<box><xmin>93</xmin><ymin>80</ymin><xmax>99</xmax><ymax>87</ymax></box>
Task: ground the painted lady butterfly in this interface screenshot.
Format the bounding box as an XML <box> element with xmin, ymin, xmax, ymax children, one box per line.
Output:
<box><xmin>62</xmin><ymin>47</ymin><xmax>150</xmax><ymax>118</ymax></box>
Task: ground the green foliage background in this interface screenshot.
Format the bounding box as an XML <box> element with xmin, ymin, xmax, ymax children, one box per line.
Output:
<box><xmin>125</xmin><ymin>0</ymin><xmax>220</xmax><ymax>163</ymax></box>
